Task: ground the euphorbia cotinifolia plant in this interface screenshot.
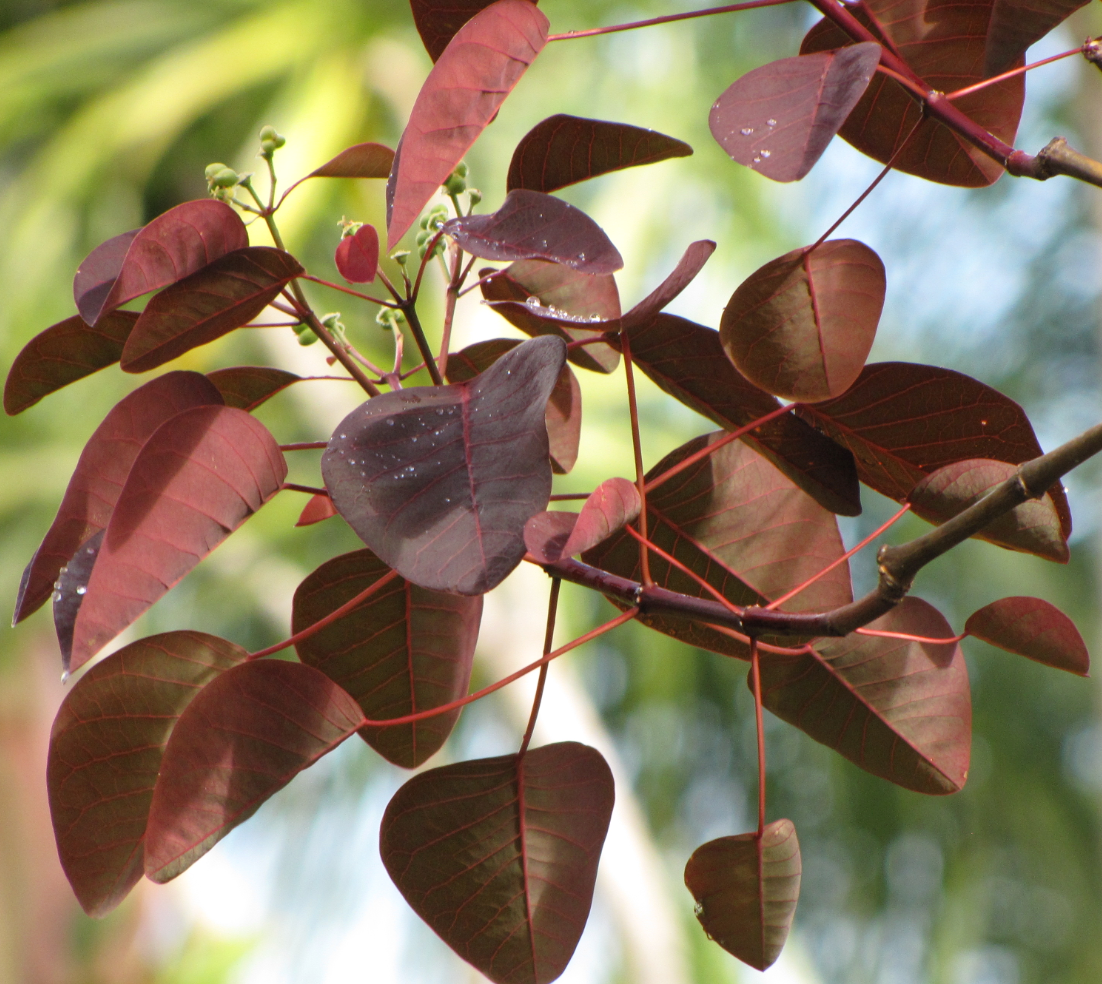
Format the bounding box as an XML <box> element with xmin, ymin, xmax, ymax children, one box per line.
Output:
<box><xmin>7</xmin><ymin>0</ymin><xmax>1102</xmax><ymax>977</ymax></box>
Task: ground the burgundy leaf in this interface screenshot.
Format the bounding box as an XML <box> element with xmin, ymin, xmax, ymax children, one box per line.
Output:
<box><xmin>335</xmin><ymin>224</ymin><xmax>380</xmax><ymax>283</ymax></box>
<box><xmin>380</xmin><ymin>741</ymin><xmax>614</xmax><ymax>984</ymax></box>
<box><xmin>525</xmin><ymin>478</ymin><xmax>640</xmax><ymax>563</ymax></box>
<box><xmin>69</xmin><ymin>406</ymin><xmax>287</xmax><ymax>670</ymax></box>
<box><xmin>411</xmin><ymin>0</ymin><xmax>533</xmax><ymax>61</ymax></box>
<box><xmin>206</xmin><ymin>366</ymin><xmax>302</xmax><ymax>411</ymax></box>
<box><xmin>985</xmin><ymin>0</ymin><xmax>1088</xmax><ymax>75</ymax></box>
<box><xmin>621</xmin><ymin>240</ymin><xmax>717</xmax><ymax>330</ymax></box>
<box><xmin>120</xmin><ymin>247</ymin><xmax>304</xmax><ymax>373</ymax></box>
<box><xmin>684</xmin><ymin>820</ymin><xmax>802</xmax><ymax>971</ymax></box>
<box><xmin>47</xmin><ymin>631</ymin><xmax>246</xmax><ymax>916</ymax></box>
<box><xmin>523</xmin><ymin>511</ymin><xmax>579</xmax><ymax>564</ymax></box>
<box><xmin>908</xmin><ymin>459</ymin><xmax>1068</xmax><ymax>562</ymax></box>
<box><xmin>507</xmin><ymin>114</ymin><xmax>693</xmax><ymax>193</ymax></box>
<box><xmin>444</xmin><ymin>189</ymin><xmax>623</xmax><ymax>274</ymax></box>
<box><xmin>52</xmin><ymin>531</ymin><xmax>103</xmax><ymax>666</ymax></box>
<box><xmin>760</xmin><ymin>598</ymin><xmax>972</xmax><ymax>793</ymax></box>
<box><xmin>720</xmin><ymin>240</ymin><xmax>884</xmax><ymax>401</ymax></box>
<box><xmin>144</xmin><ymin>660</ymin><xmax>364</xmax><ymax>882</ymax></box>
<box><xmin>4</xmin><ymin>311</ymin><xmax>138</xmax><ymax>415</ymax></box>
<box><xmin>387</xmin><ymin>0</ymin><xmax>549</xmax><ymax>245</ymax></box>
<box><xmin>306</xmin><ymin>142</ymin><xmax>395</xmax><ymax>179</ymax></box>
<box><xmin>323</xmin><ymin>336</ymin><xmax>566</xmax><ymax>594</ymax></box>
<box><xmin>73</xmin><ymin>229</ymin><xmax>139</xmax><ymax>327</ymax></box>
<box><xmin>14</xmin><ymin>371</ymin><xmax>224</xmax><ymax>625</ymax></box>
<box><xmin>295</xmin><ymin>493</ymin><xmax>338</xmax><ymax>527</ymax></box>
<box><xmin>965</xmin><ymin>596</ymin><xmax>1089</xmax><ymax>676</ymax></box>
<box><xmin>710</xmin><ymin>45</ymin><xmax>881</xmax><ymax>182</ymax></box>
<box><xmin>292</xmin><ymin>549</ymin><xmax>481</xmax><ymax>767</ymax></box>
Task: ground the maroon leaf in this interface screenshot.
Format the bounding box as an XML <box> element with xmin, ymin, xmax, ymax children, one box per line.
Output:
<box><xmin>720</xmin><ymin>240</ymin><xmax>884</xmax><ymax>402</ymax></box>
<box><xmin>710</xmin><ymin>45</ymin><xmax>881</xmax><ymax>182</ymax></box>
<box><xmin>144</xmin><ymin>660</ymin><xmax>364</xmax><ymax>882</ymax></box>
<box><xmin>507</xmin><ymin>114</ymin><xmax>693</xmax><ymax>193</ymax></box>
<box><xmin>625</xmin><ymin>315</ymin><xmax>860</xmax><ymax>516</ymax></box>
<box><xmin>387</xmin><ymin>0</ymin><xmax>549</xmax><ymax>245</ymax></box>
<box><xmin>446</xmin><ymin>338</ymin><xmax>582</xmax><ymax>473</ymax></box>
<box><xmin>52</xmin><ymin>531</ymin><xmax>103</xmax><ymax>664</ymax></box>
<box><xmin>73</xmin><ymin>228</ymin><xmax>140</xmax><ymax>327</ymax></box>
<box><xmin>621</xmin><ymin>240</ymin><xmax>716</xmax><ymax>330</ymax></box>
<box><xmin>965</xmin><ymin>597</ymin><xmax>1089</xmax><ymax>676</ymax></box>
<box><xmin>292</xmin><ymin>549</ymin><xmax>481</xmax><ymax>767</ymax></box>
<box><xmin>411</xmin><ymin>0</ymin><xmax>531</xmax><ymax>61</ymax></box>
<box><xmin>523</xmin><ymin>511</ymin><xmax>579</xmax><ymax>564</ymax></box>
<box><xmin>444</xmin><ymin>189</ymin><xmax>623</xmax><ymax>275</ymax></box>
<box><xmin>760</xmin><ymin>598</ymin><xmax>972</xmax><ymax>793</ymax></box>
<box><xmin>69</xmin><ymin>406</ymin><xmax>286</xmax><ymax>670</ymax></box>
<box><xmin>205</xmin><ymin>366</ymin><xmax>302</xmax><ymax>411</ymax></box>
<box><xmin>90</xmin><ymin>200</ymin><xmax>248</xmax><ymax>325</ymax></box>
<box><xmin>306</xmin><ymin>142</ymin><xmax>395</xmax><ymax>179</ymax></box>
<box><xmin>47</xmin><ymin>632</ymin><xmax>246</xmax><ymax>916</ymax></box>
<box><xmin>684</xmin><ymin>820</ymin><xmax>802</xmax><ymax>971</ymax></box>
<box><xmin>4</xmin><ymin>311</ymin><xmax>138</xmax><ymax>415</ymax></box>
<box><xmin>525</xmin><ymin>478</ymin><xmax>641</xmax><ymax>562</ymax></box>
<box><xmin>120</xmin><ymin>247</ymin><xmax>304</xmax><ymax>373</ymax></box>
<box><xmin>335</xmin><ymin>224</ymin><xmax>380</xmax><ymax>283</ymax></box>
<box><xmin>14</xmin><ymin>371</ymin><xmax>224</xmax><ymax>625</ymax></box>
<box><xmin>985</xmin><ymin>0</ymin><xmax>1088</xmax><ymax>75</ymax></box>
<box><xmin>295</xmin><ymin>493</ymin><xmax>338</xmax><ymax>527</ymax></box>
<box><xmin>380</xmin><ymin>741</ymin><xmax>614</xmax><ymax>984</ymax></box>
<box><xmin>908</xmin><ymin>459</ymin><xmax>1068</xmax><ymax>562</ymax></box>
<box><xmin>323</xmin><ymin>336</ymin><xmax>566</xmax><ymax>595</ymax></box>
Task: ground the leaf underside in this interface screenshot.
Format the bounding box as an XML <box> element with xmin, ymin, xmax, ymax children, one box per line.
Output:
<box><xmin>966</xmin><ymin>596</ymin><xmax>1089</xmax><ymax>675</ymax></box>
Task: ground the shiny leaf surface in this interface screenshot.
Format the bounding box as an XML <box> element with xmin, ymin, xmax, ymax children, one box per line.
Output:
<box><xmin>966</xmin><ymin>596</ymin><xmax>1089</xmax><ymax>675</ymax></box>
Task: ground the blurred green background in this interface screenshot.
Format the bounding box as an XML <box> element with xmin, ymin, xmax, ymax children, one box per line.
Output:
<box><xmin>2</xmin><ymin>1</ymin><xmax>1102</xmax><ymax>982</ymax></box>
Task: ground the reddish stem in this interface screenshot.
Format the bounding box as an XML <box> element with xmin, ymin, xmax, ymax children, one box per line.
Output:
<box><xmin>620</xmin><ymin>329</ymin><xmax>652</xmax><ymax>586</ymax></box>
<box><xmin>704</xmin><ymin>620</ymin><xmax>816</xmax><ymax>657</ymax></box>
<box><xmin>458</xmin><ymin>268</ymin><xmax>504</xmax><ymax>298</ymax></box>
<box><xmin>548</xmin><ymin>0</ymin><xmax>796</xmax><ymax>41</ymax></box>
<box><xmin>855</xmin><ymin>627</ymin><xmax>966</xmax><ymax>644</ymax></box>
<box><xmin>946</xmin><ymin>45</ymin><xmax>1083</xmax><ymax>101</ymax></box>
<box><xmin>299</xmin><ymin>274</ymin><xmax>396</xmax><ymax>307</ymax></box>
<box><xmin>549</xmin><ymin>492</ymin><xmax>593</xmax><ymax>501</ymax></box>
<box><xmin>280</xmin><ymin>441</ymin><xmax>329</xmax><ymax>451</ymax></box>
<box><xmin>520</xmin><ymin>578</ymin><xmax>561</xmax><ymax>756</ymax></box>
<box><xmin>750</xmin><ymin>637</ymin><xmax>766</xmax><ymax>837</ymax></box>
<box><xmin>282</xmin><ymin>482</ymin><xmax>328</xmax><ymax>496</ymax></box>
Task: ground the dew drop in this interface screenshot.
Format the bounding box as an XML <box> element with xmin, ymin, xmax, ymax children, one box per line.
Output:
<box><xmin>766</xmin><ymin>118</ymin><xmax>777</xmax><ymax>127</ymax></box>
<box><xmin>52</xmin><ymin>591</ymin><xmax>61</xmax><ymax>603</ymax></box>
<box><xmin>76</xmin><ymin>586</ymin><xmax>86</xmax><ymax>596</ymax></box>
<box><xmin>740</xmin><ymin>127</ymin><xmax>754</xmax><ymax>136</ymax></box>
<box><xmin>752</xmin><ymin>155</ymin><xmax>762</xmax><ymax>164</ymax></box>
<box><xmin>339</xmin><ymin>433</ymin><xmax>346</xmax><ymax>439</ymax></box>
<box><xmin>760</xmin><ymin>149</ymin><xmax>771</xmax><ymax>158</ymax></box>
<box><xmin>61</xmin><ymin>670</ymin><xmax>70</xmax><ymax>685</ymax></box>
<box><xmin>387</xmin><ymin>419</ymin><xmax>395</xmax><ymax>426</ymax></box>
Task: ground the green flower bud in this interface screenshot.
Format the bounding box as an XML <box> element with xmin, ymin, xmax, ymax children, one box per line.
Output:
<box><xmin>259</xmin><ymin>125</ymin><xmax>286</xmax><ymax>148</ymax></box>
<box><xmin>443</xmin><ymin>173</ymin><xmax>466</xmax><ymax>196</ymax></box>
<box><xmin>416</xmin><ymin>230</ymin><xmax>431</xmax><ymax>247</ymax></box>
<box><xmin>209</xmin><ymin>166</ymin><xmax>240</xmax><ymax>189</ymax></box>
<box><xmin>205</xmin><ymin>162</ymin><xmax>229</xmax><ymax>182</ymax></box>
<box><xmin>296</xmin><ymin>328</ymin><xmax>318</xmax><ymax>346</ymax></box>
<box><xmin>467</xmin><ymin>188</ymin><xmax>482</xmax><ymax>206</ymax></box>
<box><xmin>376</xmin><ymin>308</ymin><xmax>406</xmax><ymax>331</ymax></box>
<box><xmin>391</xmin><ymin>250</ymin><xmax>411</xmax><ymax>266</ymax></box>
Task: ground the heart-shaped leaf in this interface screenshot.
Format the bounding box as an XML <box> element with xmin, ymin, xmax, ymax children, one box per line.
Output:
<box><xmin>292</xmin><ymin>549</ymin><xmax>482</xmax><ymax>767</ymax></box>
<box><xmin>985</xmin><ymin>0</ymin><xmax>1088</xmax><ymax>75</ymax></box>
<box><xmin>908</xmin><ymin>459</ymin><xmax>1068</xmax><ymax>562</ymax></box>
<box><xmin>47</xmin><ymin>632</ymin><xmax>246</xmax><ymax>916</ymax></box>
<box><xmin>323</xmin><ymin>336</ymin><xmax>565</xmax><ymax>595</ymax></box>
<box><xmin>295</xmin><ymin>493</ymin><xmax>338</xmax><ymax>527</ymax></box>
<box><xmin>73</xmin><ymin>229</ymin><xmax>140</xmax><ymax>326</ymax></box>
<box><xmin>760</xmin><ymin>597</ymin><xmax>972</xmax><ymax>793</ymax></box>
<box><xmin>710</xmin><ymin>44</ymin><xmax>881</xmax><ymax>182</ymax></box>
<box><xmin>684</xmin><ymin>819</ymin><xmax>802</xmax><ymax>971</ymax></box>
<box><xmin>721</xmin><ymin>240</ymin><xmax>884</xmax><ymax>402</ymax></box>
<box><xmin>444</xmin><ymin>189</ymin><xmax>623</xmax><ymax>274</ymax></box>
<box><xmin>380</xmin><ymin>741</ymin><xmax>614</xmax><ymax>984</ymax></box>
<box><xmin>69</xmin><ymin>406</ymin><xmax>287</xmax><ymax>670</ymax></box>
<box><xmin>206</xmin><ymin>366</ymin><xmax>302</xmax><ymax>411</ymax></box>
<box><xmin>144</xmin><ymin>660</ymin><xmax>364</xmax><ymax>883</ymax></box>
<box><xmin>335</xmin><ymin>224</ymin><xmax>380</xmax><ymax>283</ymax></box>
<box><xmin>411</xmin><ymin>0</ymin><xmax>528</xmax><ymax>61</ymax></box>
<box><xmin>14</xmin><ymin>371</ymin><xmax>225</xmax><ymax>625</ymax></box>
<box><xmin>4</xmin><ymin>311</ymin><xmax>138</xmax><ymax>415</ymax></box>
<box><xmin>387</xmin><ymin>0</ymin><xmax>549</xmax><ymax>245</ymax></box>
<box><xmin>525</xmin><ymin>478</ymin><xmax>641</xmax><ymax>562</ymax></box>
<box><xmin>306</xmin><ymin>142</ymin><xmax>395</xmax><ymax>179</ymax></box>
<box><xmin>120</xmin><ymin>247</ymin><xmax>304</xmax><ymax>373</ymax></box>
<box><xmin>507</xmin><ymin>114</ymin><xmax>693</xmax><ymax>193</ymax></box>
<box><xmin>965</xmin><ymin>597</ymin><xmax>1089</xmax><ymax>676</ymax></box>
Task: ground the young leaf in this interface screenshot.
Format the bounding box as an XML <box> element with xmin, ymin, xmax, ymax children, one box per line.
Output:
<box><xmin>335</xmin><ymin>224</ymin><xmax>380</xmax><ymax>283</ymax></box>
<box><xmin>14</xmin><ymin>371</ymin><xmax>224</xmax><ymax>625</ymax></box>
<box><xmin>525</xmin><ymin>477</ymin><xmax>641</xmax><ymax>562</ymax></box>
<box><xmin>144</xmin><ymin>660</ymin><xmax>364</xmax><ymax>883</ymax></box>
<box><xmin>380</xmin><ymin>741</ymin><xmax>614</xmax><ymax>984</ymax></box>
<box><xmin>89</xmin><ymin>200</ymin><xmax>249</xmax><ymax>325</ymax></box>
<box><xmin>4</xmin><ymin>311</ymin><xmax>138</xmax><ymax>415</ymax></box>
<box><xmin>507</xmin><ymin>114</ymin><xmax>693</xmax><ymax>193</ymax></box>
<box><xmin>908</xmin><ymin>458</ymin><xmax>1068</xmax><ymax>562</ymax></box>
<box><xmin>206</xmin><ymin>366</ymin><xmax>302</xmax><ymax>411</ymax></box>
<box><xmin>709</xmin><ymin>44</ymin><xmax>881</xmax><ymax>182</ymax></box>
<box><xmin>411</xmin><ymin>0</ymin><xmax>526</xmax><ymax>61</ymax></box>
<box><xmin>295</xmin><ymin>493</ymin><xmax>338</xmax><ymax>527</ymax></box>
<box><xmin>73</xmin><ymin>229</ymin><xmax>140</xmax><ymax>326</ymax></box>
<box><xmin>965</xmin><ymin>597</ymin><xmax>1089</xmax><ymax>676</ymax></box>
<box><xmin>120</xmin><ymin>247</ymin><xmax>305</xmax><ymax>373</ymax></box>
<box><xmin>720</xmin><ymin>240</ymin><xmax>885</xmax><ymax>402</ymax></box>
<box><xmin>760</xmin><ymin>597</ymin><xmax>972</xmax><ymax>794</ymax></box>
<box><xmin>386</xmin><ymin>0</ymin><xmax>549</xmax><ymax>246</ymax></box>
<box><xmin>523</xmin><ymin>511</ymin><xmax>579</xmax><ymax>564</ymax></box>
<box><xmin>443</xmin><ymin>189</ymin><xmax>624</xmax><ymax>274</ymax></box>
<box><xmin>293</xmin><ymin>549</ymin><xmax>481</xmax><ymax>767</ymax></box>
<box><xmin>621</xmin><ymin>240</ymin><xmax>717</xmax><ymax>330</ymax></box>
<box><xmin>68</xmin><ymin>406</ymin><xmax>286</xmax><ymax>670</ymax></box>
<box><xmin>47</xmin><ymin>632</ymin><xmax>246</xmax><ymax>916</ymax></box>
<box><xmin>684</xmin><ymin>820</ymin><xmax>802</xmax><ymax>971</ymax></box>
<box><xmin>985</xmin><ymin>0</ymin><xmax>1088</xmax><ymax>75</ymax></box>
<box><xmin>305</xmin><ymin>142</ymin><xmax>395</xmax><ymax>179</ymax></box>
<box><xmin>323</xmin><ymin>336</ymin><xmax>566</xmax><ymax>595</ymax></box>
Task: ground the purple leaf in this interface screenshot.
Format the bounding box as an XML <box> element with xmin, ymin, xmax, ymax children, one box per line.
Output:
<box><xmin>205</xmin><ymin>366</ymin><xmax>302</xmax><ymax>411</ymax></box>
<box><xmin>621</xmin><ymin>240</ymin><xmax>716</xmax><ymax>330</ymax></box>
<box><xmin>306</xmin><ymin>142</ymin><xmax>395</xmax><ymax>179</ymax></box>
<box><xmin>525</xmin><ymin>478</ymin><xmax>641</xmax><ymax>562</ymax></box>
<box><xmin>73</xmin><ymin>229</ymin><xmax>139</xmax><ymax>326</ymax></box>
<box><xmin>966</xmin><ymin>597</ymin><xmax>1089</xmax><ymax>676</ymax></box>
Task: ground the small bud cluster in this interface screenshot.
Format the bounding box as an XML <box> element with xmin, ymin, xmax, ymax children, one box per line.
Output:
<box><xmin>417</xmin><ymin>204</ymin><xmax>450</xmax><ymax>259</ymax></box>
<box><xmin>205</xmin><ymin>162</ymin><xmax>241</xmax><ymax>201</ymax></box>
<box><xmin>259</xmin><ymin>125</ymin><xmax>287</xmax><ymax>158</ymax></box>
<box><xmin>376</xmin><ymin>308</ymin><xmax>407</xmax><ymax>332</ymax></box>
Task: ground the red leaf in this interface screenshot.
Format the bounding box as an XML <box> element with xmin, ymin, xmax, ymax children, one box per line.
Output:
<box><xmin>380</xmin><ymin>741</ymin><xmax>614</xmax><ymax>984</ymax></box>
<box><xmin>120</xmin><ymin>247</ymin><xmax>304</xmax><ymax>373</ymax></box>
<box><xmin>206</xmin><ymin>366</ymin><xmax>302</xmax><ymax>411</ymax></box>
<box><xmin>720</xmin><ymin>240</ymin><xmax>884</xmax><ymax>401</ymax></box>
<box><xmin>446</xmin><ymin>338</ymin><xmax>582</xmax><ymax>473</ymax></box>
<box><xmin>523</xmin><ymin>511</ymin><xmax>578</xmax><ymax>564</ymax></box>
<box><xmin>710</xmin><ymin>44</ymin><xmax>881</xmax><ymax>182</ymax></box>
<box><xmin>323</xmin><ymin>336</ymin><xmax>565</xmax><ymax>594</ymax></box>
<box><xmin>52</xmin><ymin>530</ymin><xmax>103</xmax><ymax>662</ymax></box>
<box><xmin>507</xmin><ymin>114</ymin><xmax>693</xmax><ymax>193</ymax></box>
<box><xmin>760</xmin><ymin>598</ymin><xmax>972</xmax><ymax>793</ymax></box>
<box><xmin>144</xmin><ymin>660</ymin><xmax>364</xmax><ymax>882</ymax></box>
<box><xmin>684</xmin><ymin>820</ymin><xmax>802</xmax><ymax>971</ymax></box>
<box><xmin>335</xmin><ymin>224</ymin><xmax>380</xmax><ymax>283</ymax></box>
<box><xmin>89</xmin><ymin>200</ymin><xmax>249</xmax><ymax>325</ymax></box>
<box><xmin>14</xmin><ymin>371</ymin><xmax>224</xmax><ymax>625</ymax></box>
<box><xmin>965</xmin><ymin>596</ymin><xmax>1089</xmax><ymax>676</ymax></box>
<box><xmin>73</xmin><ymin>229</ymin><xmax>139</xmax><ymax>327</ymax></box>
<box><xmin>444</xmin><ymin>189</ymin><xmax>623</xmax><ymax>274</ymax></box>
<box><xmin>621</xmin><ymin>240</ymin><xmax>716</xmax><ymax>331</ymax></box>
<box><xmin>985</xmin><ymin>0</ymin><xmax>1088</xmax><ymax>74</ymax></box>
<box><xmin>47</xmin><ymin>632</ymin><xmax>246</xmax><ymax>916</ymax></box>
<box><xmin>4</xmin><ymin>311</ymin><xmax>138</xmax><ymax>415</ymax></box>
<box><xmin>412</xmin><ymin>0</ymin><xmax>540</xmax><ymax>62</ymax></box>
<box><xmin>69</xmin><ymin>406</ymin><xmax>287</xmax><ymax>670</ymax></box>
<box><xmin>306</xmin><ymin>142</ymin><xmax>395</xmax><ymax>179</ymax></box>
<box><xmin>525</xmin><ymin>477</ymin><xmax>641</xmax><ymax>562</ymax></box>
<box><xmin>386</xmin><ymin>0</ymin><xmax>549</xmax><ymax>246</ymax></box>
<box><xmin>292</xmin><ymin>549</ymin><xmax>482</xmax><ymax>766</ymax></box>
<box><xmin>295</xmin><ymin>493</ymin><xmax>338</xmax><ymax>527</ymax></box>
<box><xmin>908</xmin><ymin>459</ymin><xmax>1068</xmax><ymax>562</ymax></box>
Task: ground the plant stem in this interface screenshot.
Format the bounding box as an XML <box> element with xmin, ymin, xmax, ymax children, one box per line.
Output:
<box><xmin>620</xmin><ymin>329</ymin><xmax>653</xmax><ymax>586</ymax></box>
<box><xmin>750</xmin><ymin>638</ymin><xmax>766</xmax><ymax>837</ymax></box>
<box><xmin>547</xmin><ymin>0</ymin><xmax>796</xmax><ymax>41</ymax></box>
<box><xmin>946</xmin><ymin>44</ymin><xmax>1083</xmax><ymax>101</ymax></box>
<box><xmin>401</xmin><ymin>301</ymin><xmax>445</xmax><ymax>385</ymax></box>
<box><xmin>519</xmin><ymin>578</ymin><xmax>561</xmax><ymax>756</ymax></box>
<box><xmin>299</xmin><ymin>274</ymin><xmax>397</xmax><ymax>307</ymax></box>
<box><xmin>282</xmin><ymin>482</ymin><xmax>328</xmax><ymax>495</ymax></box>
<box><xmin>437</xmin><ymin>243</ymin><xmax>465</xmax><ymax>380</ymax></box>
<box><xmin>280</xmin><ymin>441</ymin><xmax>329</xmax><ymax>451</ymax></box>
